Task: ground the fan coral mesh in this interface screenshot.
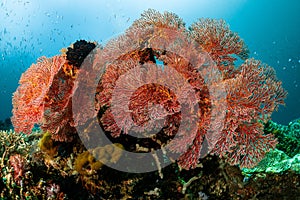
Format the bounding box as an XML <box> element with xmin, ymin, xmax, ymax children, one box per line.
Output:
<box><xmin>12</xmin><ymin>56</ymin><xmax>65</xmax><ymax>134</ymax></box>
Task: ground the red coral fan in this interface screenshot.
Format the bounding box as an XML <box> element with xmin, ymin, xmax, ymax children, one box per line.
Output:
<box><xmin>93</xmin><ymin>10</ymin><xmax>207</xmax><ymax>169</ymax></box>
<box><xmin>189</xmin><ymin>18</ymin><xmax>249</xmax><ymax>71</ymax></box>
<box><xmin>95</xmin><ymin>10</ymin><xmax>287</xmax><ymax>169</ymax></box>
<box><xmin>41</xmin><ymin>62</ymin><xmax>78</xmax><ymax>142</ymax></box>
<box><xmin>98</xmin><ymin>60</ymin><xmax>193</xmax><ymax>138</ymax></box>
<box><xmin>11</xmin><ymin>55</ymin><xmax>77</xmax><ymax>142</ymax></box>
<box><xmin>12</xmin><ymin>56</ymin><xmax>65</xmax><ymax>134</ymax></box>
<box><xmin>211</xmin><ymin>59</ymin><xmax>287</xmax><ymax>168</ymax></box>
<box><xmin>12</xmin><ymin>41</ymin><xmax>96</xmax><ymax>142</ymax></box>
<box><xmin>131</xmin><ymin>8</ymin><xmax>186</xmax><ymax>31</ymax></box>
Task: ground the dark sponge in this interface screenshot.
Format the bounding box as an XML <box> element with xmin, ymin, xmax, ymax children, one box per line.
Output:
<box><xmin>66</xmin><ymin>40</ymin><xmax>96</xmax><ymax>68</ymax></box>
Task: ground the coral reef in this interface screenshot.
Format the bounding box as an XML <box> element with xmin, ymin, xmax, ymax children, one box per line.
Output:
<box><xmin>6</xmin><ymin>9</ymin><xmax>295</xmax><ymax>199</ymax></box>
<box><xmin>0</xmin><ymin>129</ymin><xmax>65</xmax><ymax>199</ymax></box>
<box><xmin>1</xmin><ymin>128</ymin><xmax>299</xmax><ymax>199</ymax></box>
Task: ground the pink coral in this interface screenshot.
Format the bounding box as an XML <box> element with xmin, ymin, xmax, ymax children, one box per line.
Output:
<box><xmin>9</xmin><ymin>154</ymin><xmax>26</xmax><ymax>185</ymax></box>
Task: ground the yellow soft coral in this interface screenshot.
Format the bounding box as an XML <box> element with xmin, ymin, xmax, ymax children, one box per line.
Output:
<box><xmin>38</xmin><ymin>131</ymin><xmax>58</xmax><ymax>158</ymax></box>
<box><xmin>74</xmin><ymin>143</ymin><xmax>123</xmax><ymax>175</ymax></box>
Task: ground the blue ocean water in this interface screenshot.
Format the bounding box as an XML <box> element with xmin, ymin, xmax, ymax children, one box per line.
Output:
<box><xmin>0</xmin><ymin>0</ymin><xmax>299</xmax><ymax>125</ymax></box>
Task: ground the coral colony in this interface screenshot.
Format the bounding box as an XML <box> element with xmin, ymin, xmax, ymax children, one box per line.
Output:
<box><xmin>11</xmin><ymin>9</ymin><xmax>286</xmax><ymax>168</ymax></box>
<box><xmin>2</xmin><ymin>9</ymin><xmax>291</xmax><ymax>198</ymax></box>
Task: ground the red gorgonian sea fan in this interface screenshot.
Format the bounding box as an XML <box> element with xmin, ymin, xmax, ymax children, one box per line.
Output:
<box><xmin>12</xmin><ymin>56</ymin><xmax>65</xmax><ymax>134</ymax></box>
<box><xmin>189</xmin><ymin>19</ymin><xmax>249</xmax><ymax>64</ymax></box>
<box><xmin>12</xmin><ymin>9</ymin><xmax>287</xmax><ymax>170</ymax></box>
<box><xmin>94</xmin><ymin>9</ymin><xmax>287</xmax><ymax>169</ymax></box>
<box><xmin>12</xmin><ymin>40</ymin><xmax>96</xmax><ymax>142</ymax></box>
<box><xmin>211</xmin><ymin>59</ymin><xmax>287</xmax><ymax>167</ymax></box>
<box><xmin>11</xmin><ymin>54</ymin><xmax>77</xmax><ymax>142</ymax></box>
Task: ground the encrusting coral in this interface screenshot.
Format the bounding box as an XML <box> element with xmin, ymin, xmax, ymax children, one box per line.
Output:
<box><xmin>74</xmin><ymin>143</ymin><xmax>123</xmax><ymax>175</ymax></box>
<box><xmin>74</xmin><ymin>150</ymin><xmax>103</xmax><ymax>176</ymax></box>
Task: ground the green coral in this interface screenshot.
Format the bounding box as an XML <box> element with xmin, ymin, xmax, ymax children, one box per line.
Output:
<box><xmin>264</xmin><ymin>119</ymin><xmax>300</xmax><ymax>157</ymax></box>
<box><xmin>288</xmin><ymin>118</ymin><xmax>300</xmax><ymax>139</ymax></box>
<box><xmin>242</xmin><ymin>149</ymin><xmax>300</xmax><ymax>175</ymax></box>
<box><xmin>243</xmin><ymin>118</ymin><xmax>300</xmax><ymax>176</ymax></box>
